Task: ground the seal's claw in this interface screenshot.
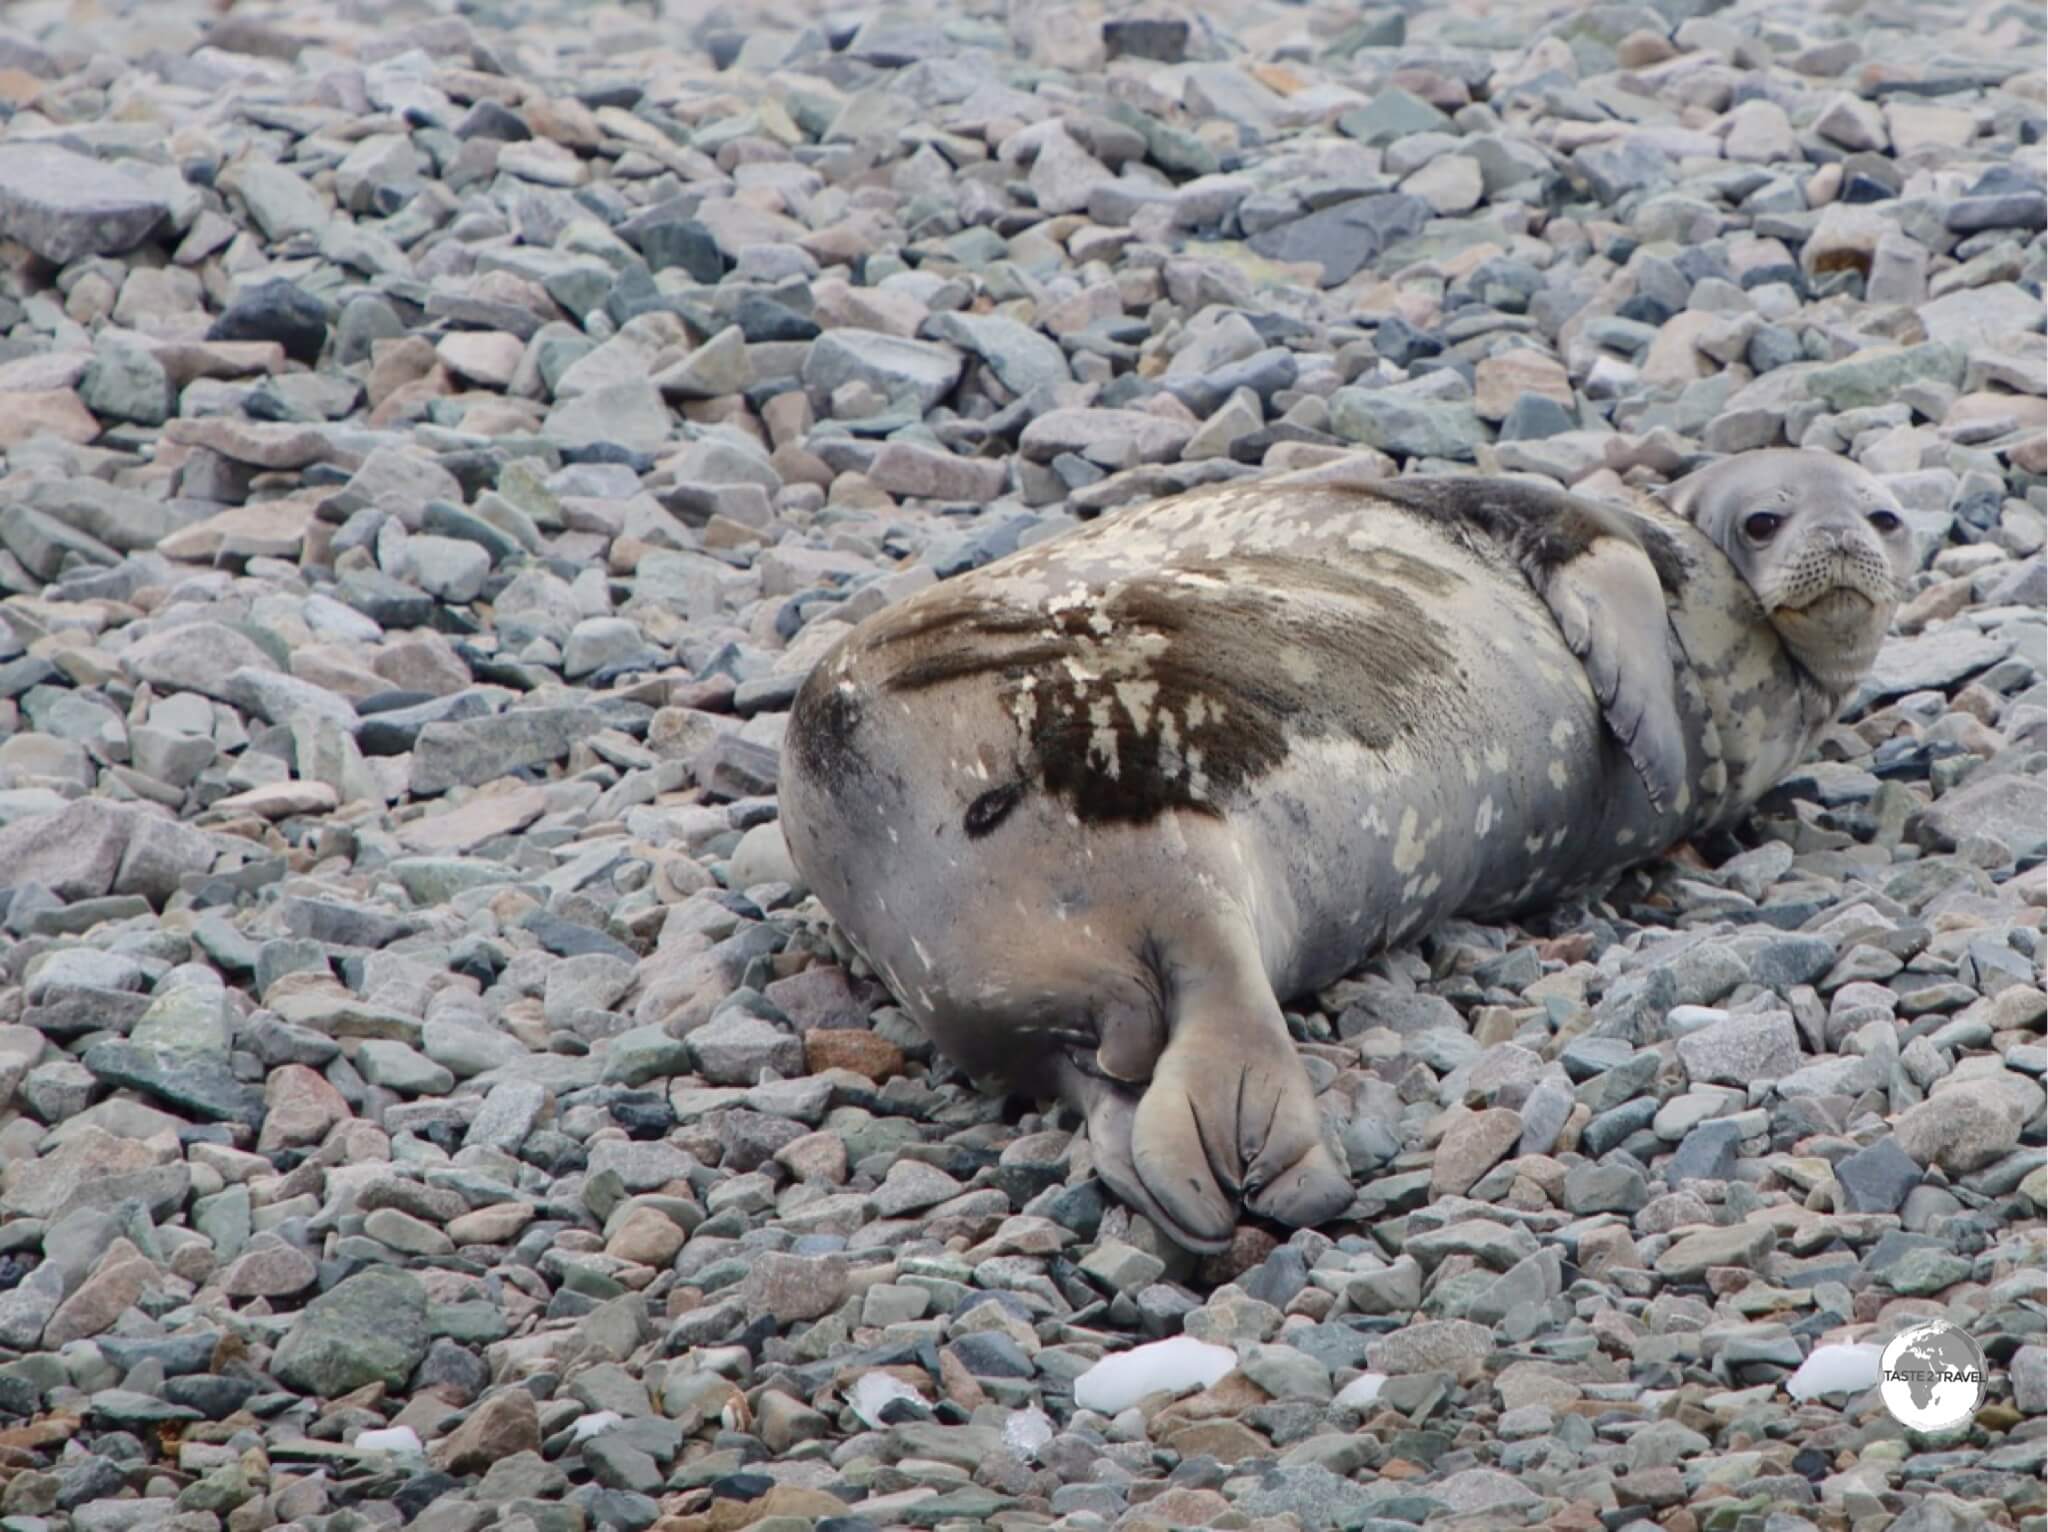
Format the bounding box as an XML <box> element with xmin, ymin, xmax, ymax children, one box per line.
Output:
<box><xmin>1245</xmin><ymin>1137</ymin><xmax>1354</xmax><ymax>1230</ymax></box>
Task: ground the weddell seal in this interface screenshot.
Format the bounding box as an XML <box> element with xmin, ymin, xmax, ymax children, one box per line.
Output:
<box><xmin>778</xmin><ymin>448</ymin><xmax>1912</xmax><ymax>1252</ymax></box>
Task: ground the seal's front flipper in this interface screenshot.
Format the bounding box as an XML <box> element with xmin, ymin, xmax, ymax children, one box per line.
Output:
<box><xmin>1322</xmin><ymin>473</ymin><xmax>1690</xmax><ymax>812</ymax></box>
<box><xmin>1525</xmin><ymin>536</ymin><xmax>1689</xmax><ymax>814</ymax></box>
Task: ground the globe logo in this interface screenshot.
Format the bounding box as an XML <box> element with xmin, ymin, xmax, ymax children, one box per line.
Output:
<box><xmin>1878</xmin><ymin>1321</ymin><xmax>1987</xmax><ymax>1431</ymax></box>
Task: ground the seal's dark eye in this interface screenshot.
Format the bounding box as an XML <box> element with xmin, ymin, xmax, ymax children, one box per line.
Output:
<box><xmin>1868</xmin><ymin>509</ymin><xmax>1902</xmax><ymax>533</ymax></box>
<box><xmin>1743</xmin><ymin>512</ymin><xmax>1782</xmax><ymax>541</ymax></box>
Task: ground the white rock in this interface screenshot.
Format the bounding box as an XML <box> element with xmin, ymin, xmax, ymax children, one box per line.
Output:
<box><xmin>1334</xmin><ymin>1371</ymin><xmax>1388</xmax><ymax>1410</ymax></box>
<box><xmin>1072</xmin><ymin>1335</ymin><xmax>1236</xmax><ymax>1414</ymax></box>
<box><xmin>1785</xmin><ymin>1343</ymin><xmax>1882</xmax><ymax>1402</ymax></box>
<box><xmin>407</xmin><ymin>535</ymin><xmax>490</xmax><ymax>604</ymax></box>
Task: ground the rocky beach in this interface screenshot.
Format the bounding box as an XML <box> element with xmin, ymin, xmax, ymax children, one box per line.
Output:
<box><xmin>0</xmin><ymin>0</ymin><xmax>2042</xmax><ymax>1530</ymax></box>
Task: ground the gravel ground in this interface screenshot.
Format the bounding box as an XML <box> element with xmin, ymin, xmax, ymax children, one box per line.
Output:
<box><xmin>0</xmin><ymin>0</ymin><xmax>2043</xmax><ymax>1530</ymax></box>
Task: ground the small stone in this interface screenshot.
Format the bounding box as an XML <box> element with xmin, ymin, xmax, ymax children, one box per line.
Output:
<box><xmin>1330</xmin><ymin>388</ymin><xmax>1489</xmax><ymax>460</ymax></box>
<box><xmin>863</xmin><ymin>441</ymin><xmax>1009</xmax><ymax>502</ymax></box>
<box><xmin>871</xmin><ymin>1159</ymin><xmax>964</xmax><ymax>1216</ymax></box>
<box><xmin>1401</xmin><ymin>154</ymin><xmax>1484</xmax><ymax>214</ymax></box>
<box><xmin>2012</xmin><ymin>1345</ymin><xmax>2047</xmax><ymax>1416</ymax></box>
<box><xmin>1366</xmin><ymin>1319</ymin><xmax>1491</xmax><ymax>1373</ymax></box>
<box><xmin>1653</xmin><ymin>1220</ymin><xmax>1775</xmax><ymax>1282</ymax></box>
<box><xmin>438</xmin><ymin>330</ymin><xmax>525</xmax><ymax>387</ymax></box>
<box><xmin>43</xmin><ymin>1244</ymin><xmax>154</xmax><ymax>1347</ymax></box>
<box><xmin>220</xmin><ymin>1236</ymin><xmax>318</xmax><ymax>1298</ymax></box>
<box><xmin>801</xmin><ymin>1029</ymin><xmax>904</xmax><ymax>1082</ymax></box>
<box><xmin>434</xmin><ymin>1387</ymin><xmax>541</xmax><ymax>1474</ymax></box>
<box><xmin>1019</xmin><ymin>408</ymin><xmax>1194</xmax><ymax>468</ymax></box>
<box><xmin>222</xmin><ymin>157</ymin><xmax>328</xmax><ymax>240</ymax></box>
<box><xmin>365</xmin><ymin>1207</ymin><xmax>454</xmax><ymax>1256</ymax></box>
<box><xmin>1669</xmin><ymin>1119</ymin><xmax>1746</xmax><ymax>1182</ymax></box>
<box><xmin>80</xmin><ymin>342</ymin><xmax>174</xmax><ymax>426</ymax></box>
<box><xmin>410</xmin><ymin>707</ymin><xmax>602</xmax><ymax>795</ymax></box>
<box><xmin>605</xmin><ymin>1207</ymin><xmax>686</xmax><ymax>1266</ymax></box>
<box><xmin>1882</xmin><ymin>1246</ymin><xmax>1973</xmax><ymax>1296</ymax></box>
<box><xmin>564</xmin><ymin>617</ymin><xmax>655</xmax><ymax>679</ymax></box>
<box><xmin>1563</xmin><ymin>1162</ymin><xmax>1648</xmax><ymax>1214</ymax></box>
<box><xmin>1815</xmin><ymin>93</ymin><xmax>1887</xmax><ymax>152</ymax></box>
<box><xmin>689</xmin><ymin>1010</ymin><xmax>804</xmax><ymax>1085</ymax></box>
<box><xmin>1430</xmin><ymin>1109</ymin><xmax>1522</xmax><ymax>1198</ymax></box>
<box><xmin>653</xmin><ymin>325</ymin><xmax>752</xmax><ymax>399</ymax></box>
<box><xmin>1474</xmin><ymin>351</ymin><xmax>1573</xmax><ymax>422</ymax></box>
<box><xmin>257</xmin><ymin>1064</ymin><xmax>350</xmax><ymax>1152</ymax></box>
<box><xmin>1246</xmin><ymin>193</ymin><xmax>1432</xmax><ymax>286</ymax></box>
<box><xmin>1675</xmin><ymin>1012</ymin><xmax>1801</xmax><ymax>1087</ymax></box>
<box><xmin>545</xmin><ymin>381</ymin><xmax>673</xmax><ymax>454</ymax></box>
<box><xmin>803</xmin><ymin>329</ymin><xmax>962</xmax><ymax>414</ymax></box>
<box><xmin>1723</xmin><ymin>99</ymin><xmax>1796</xmax><ymax>163</ymax></box>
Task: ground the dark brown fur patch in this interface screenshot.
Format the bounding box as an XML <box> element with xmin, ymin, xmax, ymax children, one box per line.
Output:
<box><xmin>872</xmin><ymin>552</ymin><xmax>1459</xmax><ymax>830</ymax></box>
<box><xmin>787</xmin><ymin>660</ymin><xmax>871</xmax><ymax>799</ymax></box>
<box><xmin>1365</xmin><ymin>477</ymin><xmax>1615</xmax><ymax>574</ymax></box>
<box><xmin>1624</xmin><ymin>513</ymin><xmax>1696</xmax><ymax>595</ymax></box>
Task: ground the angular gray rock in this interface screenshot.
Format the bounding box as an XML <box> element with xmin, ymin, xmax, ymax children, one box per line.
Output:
<box><xmin>0</xmin><ymin>144</ymin><xmax>172</xmax><ymax>262</ymax></box>
<box><xmin>272</xmin><ymin>1267</ymin><xmax>430</xmax><ymax>1397</ymax></box>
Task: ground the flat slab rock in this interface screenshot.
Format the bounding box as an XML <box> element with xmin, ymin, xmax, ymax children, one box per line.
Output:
<box><xmin>0</xmin><ymin>144</ymin><xmax>173</xmax><ymax>264</ymax></box>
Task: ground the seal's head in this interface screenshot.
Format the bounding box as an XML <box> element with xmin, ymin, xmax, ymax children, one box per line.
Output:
<box><xmin>1662</xmin><ymin>449</ymin><xmax>1913</xmax><ymax>694</ymax></box>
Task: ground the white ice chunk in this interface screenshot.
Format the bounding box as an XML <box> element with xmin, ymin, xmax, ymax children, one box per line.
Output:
<box><xmin>1334</xmin><ymin>1372</ymin><xmax>1387</xmax><ymax>1411</ymax></box>
<box><xmin>352</xmin><ymin>1426</ymin><xmax>422</xmax><ymax>1455</ymax></box>
<box><xmin>570</xmin><ymin>1410</ymin><xmax>625</xmax><ymax>1444</ymax></box>
<box><xmin>848</xmin><ymin>1371</ymin><xmax>926</xmax><ymax>1430</ymax></box>
<box><xmin>1073</xmin><ymin>1335</ymin><xmax>1236</xmax><ymax>1415</ymax></box>
<box><xmin>1107</xmin><ymin>1405</ymin><xmax>1149</xmax><ymax>1442</ymax></box>
<box><xmin>1785</xmin><ymin>1343</ymin><xmax>1883</xmax><ymax>1401</ymax></box>
<box><xmin>1002</xmin><ymin>1404</ymin><xmax>1055</xmax><ymax>1459</ymax></box>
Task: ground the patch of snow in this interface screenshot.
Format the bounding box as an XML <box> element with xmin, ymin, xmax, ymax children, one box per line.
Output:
<box><xmin>352</xmin><ymin>1426</ymin><xmax>422</xmax><ymax>1455</ymax></box>
<box><xmin>570</xmin><ymin>1410</ymin><xmax>625</xmax><ymax>1444</ymax></box>
<box><xmin>1785</xmin><ymin>1343</ymin><xmax>1882</xmax><ymax>1401</ymax></box>
<box><xmin>1073</xmin><ymin>1335</ymin><xmax>1237</xmax><ymax>1415</ymax></box>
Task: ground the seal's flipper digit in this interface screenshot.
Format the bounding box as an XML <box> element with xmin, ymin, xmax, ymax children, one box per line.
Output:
<box><xmin>1065</xmin><ymin>1061</ymin><xmax>1231</xmax><ymax>1254</ymax></box>
<box><xmin>1091</xmin><ymin>994</ymin><xmax>1167</xmax><ymax>1086</ymax></box>
<box><xmin>1525</xmin><ymin>537</ymin><xmax>1688</xmax><ymax>814</ymax></box>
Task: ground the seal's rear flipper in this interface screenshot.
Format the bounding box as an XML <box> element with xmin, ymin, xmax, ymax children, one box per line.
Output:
<box><xmin>1123</xmin><ymin>918</ymin><xmax>1353</xmax><ymax>1251</ymax></box>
